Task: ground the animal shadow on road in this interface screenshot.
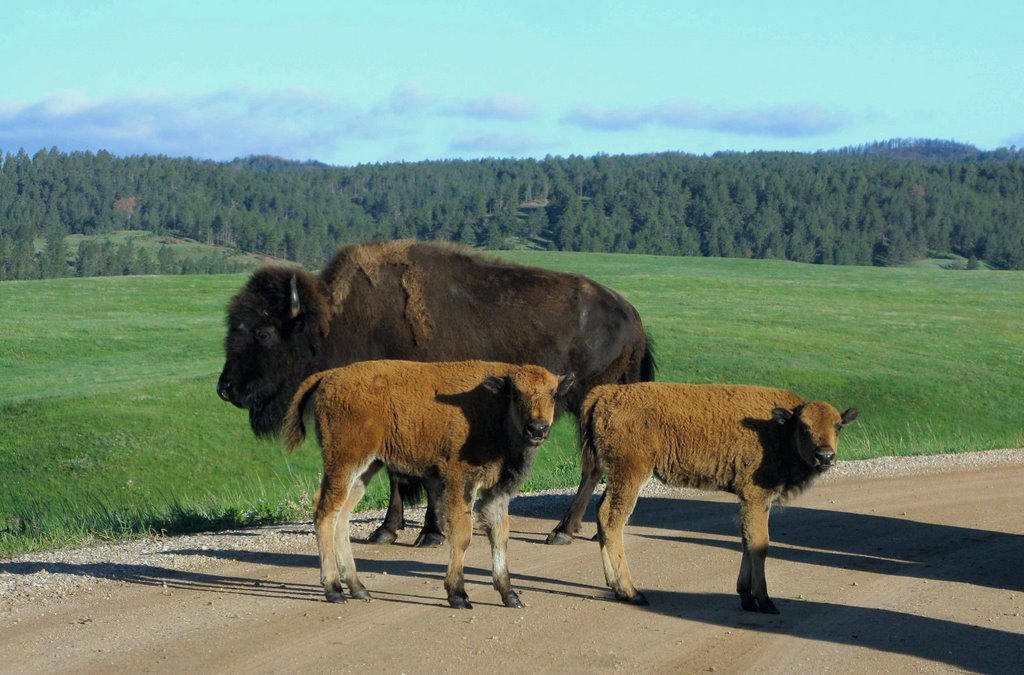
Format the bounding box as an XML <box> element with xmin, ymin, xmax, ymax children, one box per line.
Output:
<box><xmin>510</xmin><ymin>492</ymin><xmax>1024</xmax><ymax>674</ymax></box>
<box><xmin>608</xmin><ymin>495</ymin><xmax>1024</xmax><ymax>592</ymax></box>
<box><xmin>638</xmin><ymin>589</ymin><xmax>1022</xmax><ymax>674</ymax></box>
<box><xmin>0</xmin><ymin>557</ymin><xmax>322</xmax><ymax>603</ymax></box>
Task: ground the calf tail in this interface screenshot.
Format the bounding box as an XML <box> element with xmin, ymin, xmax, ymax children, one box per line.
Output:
<box><xmin>578</xmin><ymin>394</ymin><xmax>601</xmax><ymax>476</ymax></box>
<box><xmin>282</xmin><ymin>372</ymin><xmax>325</xmax><ymax>452</ymax></box>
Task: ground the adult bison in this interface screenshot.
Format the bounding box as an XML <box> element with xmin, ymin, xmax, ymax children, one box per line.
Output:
<box><xmin>217</xmin><ymin>239</ymin><xmax>654</xmax><ymax>545</ymax></box>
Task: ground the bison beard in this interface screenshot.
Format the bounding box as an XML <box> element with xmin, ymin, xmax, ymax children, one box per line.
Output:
<box><xmin>218</xmin><ymin>240</ymin><xmax>655</xmax><ymax>546</ymax></box>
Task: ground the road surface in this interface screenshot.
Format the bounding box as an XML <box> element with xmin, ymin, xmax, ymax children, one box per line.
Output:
<box><xmin>2</xmin><ymin>454</ymin><xmax>1022</xmax><ymax>673</ymax></box>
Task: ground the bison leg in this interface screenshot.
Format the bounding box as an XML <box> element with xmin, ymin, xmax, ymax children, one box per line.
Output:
<box><xmin>478</xmin><ymin>490</ymin><xmax>521</xmax><ymax>608</ymax></box>
<box><xmin>545</xmin><ymin>445</ymin><xmax>603</xmax><ymax>545</ymax></box>
<box><xmin>444</xmin><ymin>485</ymin><xmax>474</xmax><ymax>609</ymax></box>
<box><xmin>597</xmin><ymin>469</ymin><xmax>649</xmax><ymax>605</ymax></box>
<box><xmin>737</xmin><ymin>496</ymin><xmax>779</xmax><ymax>614</ymax></box>
<box><xmin>367</xmin><ymin>470</ymin><xmax>405</xmax><ymax>545</ymax></box>
<box><xmin>414</xmin><ymin>479</ymin><xmax>446</xmax><ymax>548</ymax></box>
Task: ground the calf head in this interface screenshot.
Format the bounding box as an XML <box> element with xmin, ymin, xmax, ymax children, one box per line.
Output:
<box><xmin>217</xmin><ymin>267</ymin><xmax>331</xmax><ymax>436</ymax></box>
<box><xmin>773</xmin><ymin>401</ymin><xmax>859</xmax><ymax>471</ymax></box>
<box><xmin>483</xmin><ymin>367</ymin><xmax>575</xmax><ymax>447</ymax></box>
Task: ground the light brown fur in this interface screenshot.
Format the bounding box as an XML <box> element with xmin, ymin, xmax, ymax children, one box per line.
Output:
<box><xmin>581</xmin><ymin>382</ymin><xmax>858</xmax><ymax>613</ymax></box>
<box><xmin>284</xmin><ymin>359</ymin><xmax>572</xmax><ymax>608</ymax></box>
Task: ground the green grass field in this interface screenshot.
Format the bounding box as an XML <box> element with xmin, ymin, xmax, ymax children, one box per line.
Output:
<box><xmin>2</xmin><ymin>252</ymin><xmax>1022</xmax><ymax>556</ymax></box>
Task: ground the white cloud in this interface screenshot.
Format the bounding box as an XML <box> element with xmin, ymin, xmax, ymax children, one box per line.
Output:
<box><xmin>446</xmin><ymin>94</ymin><xmax>538</xmax><ymax>121</ymax></box>
<box><xmin>449</xmin><ymin>130</ymin><xmax>546</xmax><ymax>155</ymax></box>
<box><xmin>564</xmin><ymin>100</ymin><xmax>846</xmax><ymax>138</ymax></box>
<box><xmin>387</xmin><ymin>82</ymin><xmax>434</xmax><ymax>114</ymax></box>
<box><xmin>0</xmin><ymin>89</ymin><xmax>386</xmax><ymax>161</ymax></box>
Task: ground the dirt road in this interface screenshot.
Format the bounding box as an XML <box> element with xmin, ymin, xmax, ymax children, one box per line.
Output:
<box><xmin>2</xmin><ymin>454</ymin><xmax>1023</xmax><ymax>673</ymax></box>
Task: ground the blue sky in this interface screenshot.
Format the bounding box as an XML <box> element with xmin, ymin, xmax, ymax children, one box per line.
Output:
<box><xmin>2</xmin><ymin>1</ymin><xmax>1022</xmax><ymax>166</ymax></box>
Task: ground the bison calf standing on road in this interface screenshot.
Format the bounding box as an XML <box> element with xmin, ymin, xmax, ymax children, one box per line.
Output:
<box><xmin>284</xmin><ymin>360</ymin><xmax>573</xmax><ymax>609</ymax></box>
<box><xmin>581</xmin><ymin>383</ymin><xmax>858</xmax><ymax>614</ymax></box>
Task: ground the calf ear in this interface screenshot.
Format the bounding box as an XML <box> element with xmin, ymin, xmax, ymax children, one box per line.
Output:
<box><xmin>772</xmin><ymin>407</ymin><xmax>794</xmax><ymax>425</ymax></box>
<box><xmin>482</xmin><ymin>375</ymin><xmax>508</xmax><ymax>395</ymax></box>
<box><xmin>556</xmin><ymin>373</ymin><xmax>576</xmax><ymax>398</ymax></box>
<box><xmin>841</xmin><ymin>408</ymin><xmax>860</xmax><ymax>425</ymax></box>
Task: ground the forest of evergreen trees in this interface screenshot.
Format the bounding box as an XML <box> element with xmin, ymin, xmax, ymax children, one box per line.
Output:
<box><xmin>1</xmin><ymin>138</ymin><xmax>1023</xmax><ymax>280</ymax></box>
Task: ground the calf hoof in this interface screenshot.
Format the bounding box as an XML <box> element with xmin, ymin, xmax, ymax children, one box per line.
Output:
<box><xmin>324</xmin><ymin>589</ymin><xmax>347</xmax><ymax>604</ymax></box>
<box><xmin>349</xmin><ymin>588</ymin><xmax>372</xmax><ymax>602</ymax></box>
<box><xmin>545</xmin><ymin>530</ymin><xmax>574</xmax><ymax>545</ymax></box>
<box><xmin>502</xmin><ymin>592</ymin><xmax>524</xmax><ymax>609</ymax></box>
<box><xmin>758</xmin><ymin>598</ymin><xmax>781</xmax><ymax>615</ymax></box>
<box><xmin>366</xmin><ymin>527</ymin><xmax>398</xmax><ymax>545</ymax></box>
<box><xmin>323</xmin><ymin>580</ymin><xmax>346</xmax><ymax>603</ymax></box>
<box><xmin>448</xmin><ymin>594</ymin><xmax>473</xmax><ymax>610</ymax></box>
<box><xmin>614</xmin><ymin>589</ymin><xmax>649</xmax><ymax>606</ymax></box>
<box><xmin>413</xmin><ymin>531</ymin><xmax>445</xmax><ymax>548</ymax></box>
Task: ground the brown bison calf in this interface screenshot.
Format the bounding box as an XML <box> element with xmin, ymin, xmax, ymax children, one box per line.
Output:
<box><xmin>284</xmin><ymin>360</ymin><xmax>573</xmax><ymax>608</ymax></box>
<box><xmin>581</xmin><ymin>383</ymin><xmax>858</xmax><ymax>614</ymax></box>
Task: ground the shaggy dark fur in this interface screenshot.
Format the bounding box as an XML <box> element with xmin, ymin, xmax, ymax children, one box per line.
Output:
<box><xmin>217</xmin><ymin>240</ymin><xmax>654</xmax><ymax>545</ymax></box>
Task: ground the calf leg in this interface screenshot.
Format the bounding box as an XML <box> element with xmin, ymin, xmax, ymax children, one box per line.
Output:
<box><xmin>546</xmin><ymin>445</ymin><xmax>603</xmax><ymax>545</ymax></box>
<box><xmin>444</xmin><ymin>484</ymin><xmax>475</xmax><ymax>609</ymax></box>
<box><xmin>314</xmin><ymin>472</ymin><xmax>350</xmax><ymax>603</ymax></box>
<box><xmin>335</xmin><ymin>461</ymin><xmax>383</xmax><ymax>601</ymax></box>
<box><xmin>597</xmin><ymin>468</ymin><xmax>649</xmax><ymax>605</ymax></box>
<box><xmin>478</xmin><ymin>490</ymin><xmax>521</xmax><ymax>608</ymax></box>
<box><xmin>737</xmin><ymin>496</ymin><xmax>778</xmax><ymax>614</ymax></box>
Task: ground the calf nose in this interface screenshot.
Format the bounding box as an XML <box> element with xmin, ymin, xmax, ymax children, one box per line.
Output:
<box><xmin>526</xmin><ymin>421</ymin><xmax>550</xmax><ymax>439</ymax></box>
<box><xmin>815</xmin><ymin>448</ymin><xmax>836</xmax><ymax>466</ymax></box>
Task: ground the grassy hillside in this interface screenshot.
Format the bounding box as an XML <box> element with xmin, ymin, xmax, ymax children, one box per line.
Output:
<box><xmin>2</xmin><ymin>252</ymin><xmax>1022</xmax><ymax>556</ymax></box>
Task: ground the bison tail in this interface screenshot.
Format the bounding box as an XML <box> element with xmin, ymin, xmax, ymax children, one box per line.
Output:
<box><xmin>282</xmin><ymin>373</ymin><xmax>324</xmax><ymax>452</ymax></box>
<box><xmin>640</xmin><ymin>333</ymin><xmax>657</xmax><ymax>382</ymax></box>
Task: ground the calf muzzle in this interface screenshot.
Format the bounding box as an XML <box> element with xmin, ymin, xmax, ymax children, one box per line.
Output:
<box><xmin>524</xmin><ymin>421</ymin><xmax>551</xmax><ymax>445</ymax></box>
<box><xmin>814</xmin><ymin>447</ymin><xmax>836</xmax><ymax>467</ymax></box>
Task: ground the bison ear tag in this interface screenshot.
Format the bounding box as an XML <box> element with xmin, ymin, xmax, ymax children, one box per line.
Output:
<box><xmin>290</xmin><ymin>275</ymin><xmax>301</xmax><ymax>318</ymax></box>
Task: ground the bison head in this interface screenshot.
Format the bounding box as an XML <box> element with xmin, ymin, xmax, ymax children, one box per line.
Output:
<box><xmin>483</xmin><ymin>368</ymin><xmax>575</xmax><ymax>447</ymax></box>
<box><xmin>217</xmin><ymin>266</ymin><xmax>331</xmax><ymax>437</ymax></box>
<box><xmin>773</xmin><ymin>402</ymin><xmax>859</xmax><ymax>471</ymax></box>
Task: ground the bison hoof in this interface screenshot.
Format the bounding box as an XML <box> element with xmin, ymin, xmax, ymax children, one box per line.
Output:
<box><xmin>367</xmin><ymin>527</ymin><xmax>398</xmax><ymax>545</ymax></box>
<box><xmin>502</xmin><ymin>592</ymin><xmax>524</xmax><ymax>609</ymax></box>
<box><xmin>448</xmin><ymin>595</ymin><xmax>473</xmax><ymax>610</ymax></box>
<box><xmin>349</xmin><ymin>588</ymin><xmax>372</xmax><ymax>602</ymax></box>
<box><xmin>740</xmin><ymin>595</ymin><xmax>780</xmax><ymax>614</ymax></box>
<box><xmin>414</xmin><ymin>531</ymin><xmax>445</xmax><ymax>548</ymax></box>
<box><xmin>545</xmin><ymin>531</ymin><xmax>574</xmax><ymax>545</ymax></box>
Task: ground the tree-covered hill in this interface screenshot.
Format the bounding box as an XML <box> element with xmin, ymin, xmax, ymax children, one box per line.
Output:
<box><xmin>2</xmin><ymin>139</ymin><xmax>1023</xmax><ymax>280</ymax></box>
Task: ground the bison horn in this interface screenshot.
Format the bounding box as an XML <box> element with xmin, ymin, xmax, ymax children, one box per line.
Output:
<box><xmin>290</xmin><ymin>275</ymin><xmax>301</xmax><ymax>317</ymax></box>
